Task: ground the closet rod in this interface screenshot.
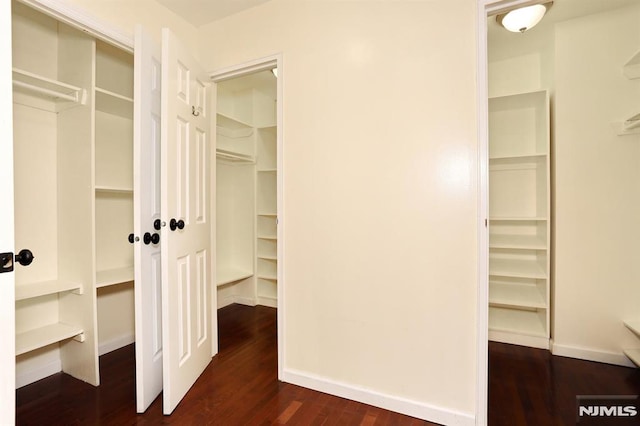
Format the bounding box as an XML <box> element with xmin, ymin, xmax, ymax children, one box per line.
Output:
<box><xmin>13</xmin><ymin>80</ymin><xmax>79</xmax><ymax>102</ymax></box>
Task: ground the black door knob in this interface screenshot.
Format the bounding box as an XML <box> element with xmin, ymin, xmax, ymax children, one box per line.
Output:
<box><xmin>128</xmin><ymin>233</ymin><xmax>135</xmax><ymax>244</ymax></box>
<box><xmin>143</xmin><ymin>232</ymin><xmax>160</xmax><ymax>245</ymax></box>
<box><xmin>169</xmin><ymin>218</ymin><xmax>185</xmax><ymax>231</ymax></box>
<box><xmin>15</xmin><ymin>249</ymin><xmax>34</xmax><ymax>266</ymax></box>
<box><xmin>153</xmin><ymin>219</ymin><xmax>162</xmax><ymax>231</ymax></box>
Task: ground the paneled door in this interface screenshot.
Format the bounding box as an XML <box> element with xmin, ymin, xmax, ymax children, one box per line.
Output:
<box><xmin>160</xmin><ymin>27</ymin><xmax>214</xmax><ymax>415</ymax></box>
<box><xmin>0</xmin><ymin>0</ymin><xmax>15</xmax><ymax>422</ymax></box>
<box><xmin>134</xmin><ymin>25</ymin><xmax>164</xmax><ymax>413</ymax></box>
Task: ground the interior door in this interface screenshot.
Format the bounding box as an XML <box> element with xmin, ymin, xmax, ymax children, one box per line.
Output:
<box><xmin>160</xmin><ymin>27</ymin><xmax>214</xmax><ymax>415</ymax></box>
<box><xmin>0</xmin><ymin>0</ymin><xmax>15</xmax><ymax>422</ymax></box>
<box><xmin>134</xmin><ymin>25</ymin><xmax>164</xmax><ymax>413</ymax></box>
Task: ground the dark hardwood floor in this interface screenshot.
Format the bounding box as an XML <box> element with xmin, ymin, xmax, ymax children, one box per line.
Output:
<box><xmin>16</xmin><ymin>305</ymin><xmax>640</xmax><ymax>425</ymax></box>
<box><xmin>16</xmin><ymin>304</ymin><xmax>432</xmax><ymax>425</ymax></box>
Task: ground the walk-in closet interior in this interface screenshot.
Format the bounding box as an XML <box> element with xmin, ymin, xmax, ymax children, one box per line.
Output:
<box><xmin>487</xmin><ymin>0</ymin><xmax>640</xmax><ymax>366</ymax></box>
<box><xmin>215</xmin><ymin>70</ymin><xmax>279</xmax><ymax>310</ymax></box>
<box><xmin>11</xmin><ymin>0</ymin><xmax>279</xmax><ymax>392</ymax></box>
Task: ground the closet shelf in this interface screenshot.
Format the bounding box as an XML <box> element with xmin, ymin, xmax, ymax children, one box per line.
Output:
<box><xmin>95</xmin><ymin>185</ymin><xmax>134</xmax><ymax>194</ymax></box>
<box><xmin>624</xmin><ymin>320</ymin><xmax>640</xmax><ymax>338</ymax></box>
<box><xmin>95</xmin><ymin>87</ymin><xmax>133</xmax><ymax>118</ymax></box>
<box><xmin>217</xmin><ymin>267</ymin><xmax>253</xmax><ymax>287</ymax></box>
<box><xmin>489</xmin><ymin>234</ymin><xmax>546</xmax><ymax>250</ymax></box>
<box><xmin>258</xmin><ymin>254</ymin><xmax>277</xmax><ymax>261</ymax></box>
<box><xmin>489</xmin><ymin>153</ymin><xmax>547</xmax><ymax>161</ymax></box>
<box><xmin>624</xmin><ymin>349</ymin><xmax>640</xmax><ymax>367</ymax></box>
<box><xmin>13</xmin><ymin>68</ymin><xmax>86</xmax><ymax>106</ymax></box>
<box><xmin>257</xmin><ymin>169</ymin><xmax>277</xmax><ymax>173</ymax></box>
<box><xmin>217</xmin><ymin>112</ymin><xmax>252</xmax><ymax>130</ymax></box>
<box><xmin>490</xmin><ymin>217</ymin><xmax>547</xmax><ymax>222</ymax></box>
<box><xmin>16</xmin><ymin>279</ymin><xmax>82</xmax><ymax>301</ymax></box>
<box><xmin>16</xmin><ymin>323</ymin><xmax>84</xmax><ymax>356</ymax></box>
<box><xmin>489</xmin><ymin>282</ymin><xmax>546</xmax><ymax>309</ymax></box>
<box><xmin>490</xmin><ymin>259</ymin><xmax>547</xmax><ymax>279</ymax></box>
<box><xmin>257</xmin><ymin>234</ymin><xmax>277</xmax><ymax>241</ymax></box>
<box><xmin>623</xmin><ymin>50</ymin><xmax>640</xmax><ymax>80</ymax></box>
<box><xmin>257</xmin><ymin>274</ymin><xmax>277</xmax><ymax>281</ymax></box>
<box><xmin>216</xmin><ymin>149</ymin><xmax>255</xmax><ymax>163</ymax></box>
<box><xmin>96</xmin><ymin>266</ymin><xmax>134</xmax><ymax>288</ymax></box>
<box><xmin>489</xmin><ymin>306</ymin><xmax>546</xmax><ymax>338</ymax></box>
<box><xmin>257</xmin><ymin>212</ymin><xmax>277</xmax><ymax>217</ymax></box>
<box><xmin>612</xmin><ymin>113</ymin><xmax>640</xmax><ymax>136</ymax></box>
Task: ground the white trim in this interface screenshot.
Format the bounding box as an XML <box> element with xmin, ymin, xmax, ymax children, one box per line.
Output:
<box><xmin>16</xmin><ymin>360</ymin><xmax>61</xmax><ymax>389</ymax></box>
<box><xmin>282</xmin><ymin>368</ymin><xmax>475</xmax><ymax>426</ymax></box>
<box><xmin>98</xmin><ymin>333</ymin><xmax>135</xmax><ymax>356</ymax></box>
<box><xmin>17</xmin><ymin>0</ymin><xmax>133</xmax><ymax>51</ymax></box>
<box><xmin>209</xmin><ymin>53</ymin><xmax>285</xmax><ymax>382</ymax></box>
<box><xmin>257</xmin><ymin>296</ymin><xmax>277</xmax><ymax>308</ymax></box>
<box><xmin>551</xmin><ymin>342</ymin><xmax>637</xmax><ymax>368</ymax></box>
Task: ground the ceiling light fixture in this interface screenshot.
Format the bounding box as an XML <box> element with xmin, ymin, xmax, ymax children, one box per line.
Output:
<box><xmin>497</xmin><ymin>2</ymin><xmax>552</xmax><ymax>33</ymax></box>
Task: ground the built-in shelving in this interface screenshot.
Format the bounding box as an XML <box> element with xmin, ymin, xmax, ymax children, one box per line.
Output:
<box><xmin>217</xmin><ymin>267</ymin><xmax>253</xmax><ymax>287</ymax></box>
<box><xmin>488</xmin><ymin>90</ymin><xmax>550</xmax><ymax>348</ymax></box>
<box><xmin>16</xmin><ymin>323</ymin><xmax>84</xmax><ymax>356</ymax></box>
<box><xmin>95</xmin><ymin>87</ymin><xmax>133</xmax><ymax>118</ymax></box>
<box><xmin>216</xmin><ymin>148</ymin><xmax>254</xmax><ymax>163</ymax></box>
<box><xmin>12</xmin><ymin>67</ymin><xmax>85</xmax><ymax>107</ymax></box>
<box><xmin>624</xmin><ymin>320</ymin><xmax>640</xmax><ymax>338</ymax></box>
<box><xmin>96</xmin><ymin>266</ymin><xmax>134</xmax><ymax>288</ymax></box>
<box><xmin>624</xmin><ymin>349</ymin><xmax>640</xmax><ymax>367</ymax></box>
<box><xmin>95</xmin><ymin>186</ymin><xmax>133</xmax><ymax>194</ymax></box>
<box><xmin>623</xmin><ymin>320</ymin><xmax>640</xmax><ymax>367</ymax></box>
<box><xmin>15</xmin><ymin>279</ymin><xmax>82</xmax><ymax>301</ymax></box>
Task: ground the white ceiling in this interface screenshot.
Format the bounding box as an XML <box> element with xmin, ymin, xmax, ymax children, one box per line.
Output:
<box><xmin>156</xmin><ymin>0</ymin><xmax>271</xmax><ymax>27</ymax></box>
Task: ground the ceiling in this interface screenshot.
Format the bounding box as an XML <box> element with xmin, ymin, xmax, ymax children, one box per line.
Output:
<box><xmin>156</xmin><ymin>0</ymin><xmax>271</xmax><ymax>27</ymax></box>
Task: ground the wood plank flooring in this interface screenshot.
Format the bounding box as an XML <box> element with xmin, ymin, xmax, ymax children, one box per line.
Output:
<box><xmin>16</xmin><ymin>304</ymin><xmax>433</xmax><ymax>425</ymax></box>
<box><xmin>16</xmin><ymin>304</ymin><xmax>640</xmax><ymax>425</ymax></box>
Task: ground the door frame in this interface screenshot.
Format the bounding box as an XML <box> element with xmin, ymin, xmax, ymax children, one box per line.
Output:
<box><xmin>210</xmin><ymin>55</ymin><xmax>285</xmax><ymax>379</ymax></box>
<box><xmin>475</xmin><ymin>1</ymin><xmax>544</xmax><ymax>425</ymax></box>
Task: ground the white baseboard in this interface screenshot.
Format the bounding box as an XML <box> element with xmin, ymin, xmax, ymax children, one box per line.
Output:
<box><xmin>282</xmin><ymin>368</ymin><xmax>475</xmax><ymax>426</ymax></box>
<box><xmin>217</xmin><ymin>294</ymin><xmax>257</xmax><ymax>309</ymax></box>
<box><xmin>16</xmin><ymin>359</ymin><xmax>61</xmax><ymax>388</ymax></box>
<box><xmin>99</xmin><ymin>333</ymin><xmax>135</xmax><ymax>356</ymax></box>
<box><xmin>257</xmin><ymin>296</ymin><xmax>277</xmax><ymax>308</ymax></box>
<box><xmin>551</xmin><ymin>341</ymin><xmax>636</xmax><ymax>368</ymax></box>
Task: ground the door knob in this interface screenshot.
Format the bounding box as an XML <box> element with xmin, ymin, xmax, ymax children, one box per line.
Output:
<box><xmin>153</xmin><ymin>219</ymin><xmax>162</xmax><ymax>231</ymax></box>
<box><xmin>15</xmin><ymin>249</ymin><xmax>34</xmax><ymax>266</ymax></box>
<box><xmin>169</xmin><ymin>218</ymin><xmax>185</xmax><ymax>231</ymax></box>
<box><xmin>143</xmin><ymin>232</ymin><xmax>160</xmax><ymax>245</ymax></box>
<box><xmin>128</xmin><ymin>233</ymin><xmax>135</xmax><ymax>244</ymax></box>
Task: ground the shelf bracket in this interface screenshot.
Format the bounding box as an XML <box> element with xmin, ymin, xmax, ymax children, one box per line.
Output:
<box><xmin>73</xmin><ymin>332</ymin><xmax>86</xmax><ymax>343</ymax></box>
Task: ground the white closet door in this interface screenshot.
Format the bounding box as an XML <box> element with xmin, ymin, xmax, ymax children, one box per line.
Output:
<box><xmin>160</xmin><ymin>27</ymin><xmax>214</xmax><ymax>415</ymax></box>
<box><xmin>0</xmin><ymin>0</ymin><xmax>15</xmax><ymax>422</ymax></box>
<box><xmin>134</xmin><ymin>25</ymin><xmax>163</xmax><ymax>413</ymax></box>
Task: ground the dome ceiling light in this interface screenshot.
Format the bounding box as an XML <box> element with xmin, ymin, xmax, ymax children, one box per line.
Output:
<box><xmin>497</xmin><ymin>2</ymin><xmax>553</xmax><ymax>33</ymax></box>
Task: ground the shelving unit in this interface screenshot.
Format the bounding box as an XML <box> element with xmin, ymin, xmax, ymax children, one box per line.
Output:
<box><xmin>12</xmin><ymin>3</ymin><xmax>135</xmax><ymax>388</ymax></box>
<box><xmin>614</xmin><ymin>50</ymin><xmax>640</xmax><ymax>135</ymax></box>
<box><xmin>488</xmin><ymin>90</ymin><xmax>551</xmax><ymax>350</ymax></box>
<box><xmin>215</xmin><ymin>72</ymin><xmax>277</xmax><ymax>308</ymax></box>
<box><xmin>624</xmin><ymin>320</ymin><xmax>640</xmax><ymax>367</ymax></box>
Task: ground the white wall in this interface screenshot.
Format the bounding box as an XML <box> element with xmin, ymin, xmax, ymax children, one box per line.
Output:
<box><xmin>199</xmin><ymin>1</ymin><xmax>478</xmax><ymax>421</ymax></box>
<box><xmin>553</xmin><ymin>4</ymin><xmax>640</xmax><ymax>364</ymax></box>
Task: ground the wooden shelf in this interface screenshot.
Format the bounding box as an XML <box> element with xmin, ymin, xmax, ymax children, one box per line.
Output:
<box><xmin>217</xmin><ymin>267</ymin><xmax>253</xmax><ymax>287</ymax></box>
<box><xmin>490</xmin><ymin>259</ymin><xmax>546</xmax><ymax>279</ymax></box>
<box><xmin>489</xmin><ymin>153</ymin><xmax>547</xmax><ymax>161</ymax></box>
<box><xmin>257</xmin><ymin>274</ymin><xmax>277</xmax><ymax>281</ymax></box>
<box><xmin>257</xmin><ymin>169</ymin><xmax>277</xmax><ymax>173</ymax></box>
<box><xmin>95</xmin><ymin>185</ymin><xmax>133</xmax><ymax>194</ymax></box>
<box><xmin>257</xmin><ymin>254</ymin><xmax>277</xmax><ymax>261</ymax></box>
<box><xmin>95</xmin><ymin>87</ymin><xmax>133</xmax><ymax>118</ymax></box>
<box><xmin>490</xmin><ymin>217</ymin><xmax>547</xmax><ymax>222</ymax></box>
<box><xmin>16</xmin><ymin>323</ymin><xmax>84</xmax><ymax>356</ymax></box>
<box><xmin>257</xmin><ymin>212</ymin><xmax>277</xmax><ymax>217</ymax></box>
<box><xmin>96</xmin><ymin>266</ymin><xmax>134</xmax><ymax>288</ymax></box>
<box><xmin>257</xmin><ymin>234</ymin><xmax>277</xmax><ymax>240</ymax></box>
<box><xmin>216</xmin><ymin>149</ymin><xmax>254</xmax><ymax>163</ymax></box>
<box><xmin>624</xmin><ymin>320</ymin><xmax>640</xmax><ymax>339</ymax></box>
<box><xmin>489</xmin><ymin>282</ymin><xmax>546</xmax><ymax>309</ymax></box>
<box><xmin>490</xmin><ymin>234</ymin><xmax>546</xmax><ymax>250</ymax></box>
<box><xmin>16</xmin><ymin>279</ymin><xmax>81</xmax><ymax>301</ymax></box>
<box><xmin>624</xmin><ymin>349</ymin><xmax>640</xmax><ymax>367</ymax></box>
<box><xmin>489</xmin><ymin>306</ymin><xmax>546</xmax><ymax>337</ymax></box>
<box><xmin>12</xmin><ymin>67</ymin><xmax>85</xmax><ymax>106</ymax></box>
<box><xmin>217</xmin><ymin>112</ymin><xmax>252</xmax><ymax>130</ymax></box>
